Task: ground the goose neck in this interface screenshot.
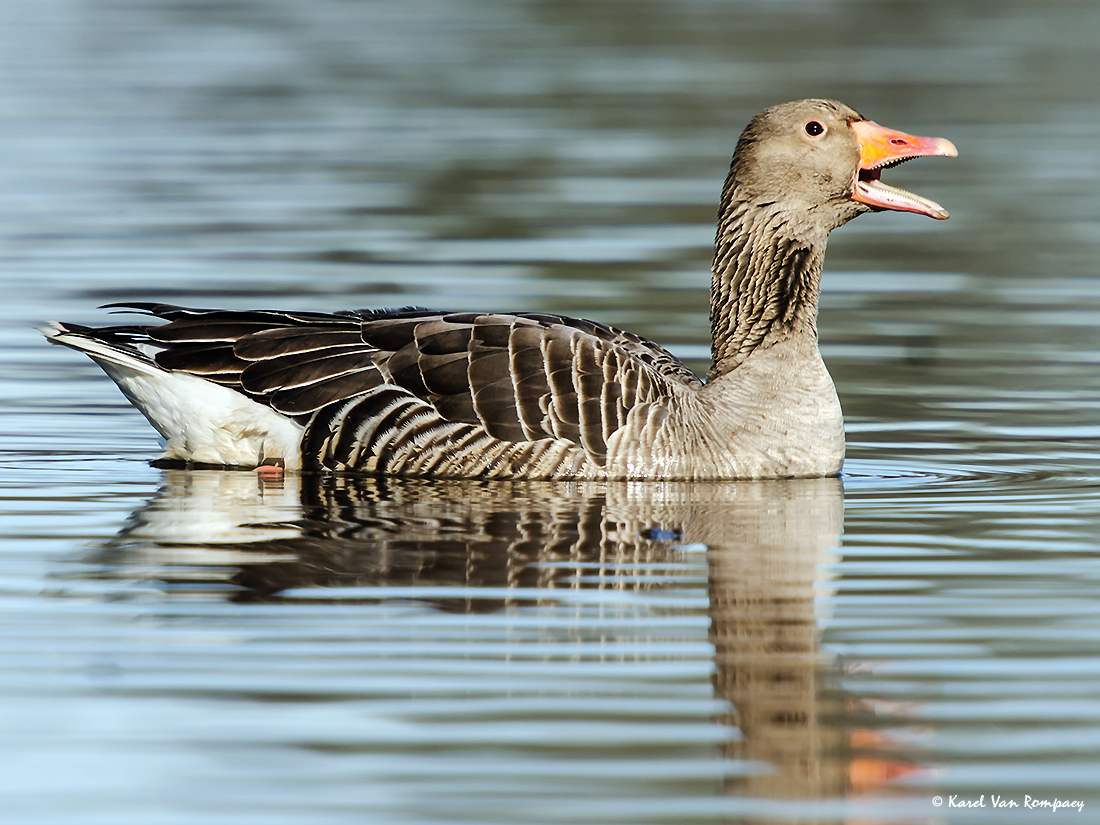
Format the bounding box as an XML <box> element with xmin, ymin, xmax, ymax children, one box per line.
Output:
<box><xmin>708</xmin><ymin>200</ymin><xmax>828</xmax><ymax>381</ymax></box>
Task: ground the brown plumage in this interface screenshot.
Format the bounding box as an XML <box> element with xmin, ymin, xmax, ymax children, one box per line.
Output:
<box><xmin>42</xmin><ymin>100</ymin><xmax>955</xmax><ymax>479</ymax></box>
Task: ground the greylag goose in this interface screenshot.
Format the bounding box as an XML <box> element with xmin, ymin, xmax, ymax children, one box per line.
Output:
<box><xmin>43</xmin><ymin>100</ymin><xmax>955</xmax><ymax>480</ymax></box>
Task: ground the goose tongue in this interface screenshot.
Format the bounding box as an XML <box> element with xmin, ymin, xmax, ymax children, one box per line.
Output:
<box><xmin>850</xmin><ymin>119</ymin><xmax>957</xmax><ymax>220</ymax></box>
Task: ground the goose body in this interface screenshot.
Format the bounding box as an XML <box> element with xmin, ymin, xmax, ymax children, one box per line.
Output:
<box><xmin>43</xmin><ymin>100</ymin><xmax>955</xmax><ymax>480</ymax></box>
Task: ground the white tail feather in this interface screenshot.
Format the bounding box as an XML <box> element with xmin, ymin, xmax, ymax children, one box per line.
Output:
<box><xmin>41</xmin><ymin>324</ymin><xmax>304</xmax><ymax>468</ymax></box>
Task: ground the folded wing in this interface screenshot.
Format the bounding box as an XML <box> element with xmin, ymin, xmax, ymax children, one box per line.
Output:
<box><xmin>103</xmin><ymin>303</ymin><xmax>701</xmax><ymax>475</ymax></box>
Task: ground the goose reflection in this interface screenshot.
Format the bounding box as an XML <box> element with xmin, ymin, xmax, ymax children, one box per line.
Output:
<box><xmin>84</xmin><ymin>470</ymin><xmax>916</xmax><ymax>802</ymax></box>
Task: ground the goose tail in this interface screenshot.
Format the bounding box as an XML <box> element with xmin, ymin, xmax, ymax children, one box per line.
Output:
<box><xmin>39</xmin><ymin>322</ymin><xmax>304</xmax><ymax>469</ymax></box>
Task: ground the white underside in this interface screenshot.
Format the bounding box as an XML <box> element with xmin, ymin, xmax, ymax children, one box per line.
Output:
<box><xmin>44</xmin><ymin>326</ymin><xmax>305</xmax><ymax>469</ymax></box>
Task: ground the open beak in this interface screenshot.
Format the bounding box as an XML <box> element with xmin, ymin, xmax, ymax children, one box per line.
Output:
<box><xmin>850</xmin><ymin>120</ymin><xmax>957</xmax><ymax>220</ymax></box>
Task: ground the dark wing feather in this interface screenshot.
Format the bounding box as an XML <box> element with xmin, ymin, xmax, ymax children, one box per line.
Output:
<box><xmin>154</xmin><ymin>343</ymin><xmax>250</xmax><ymax>379</ymax></box>
<box><xmin>383</xmin><ymin>343</ymin><xmax>429</xmax><ymax>394</ymax></box>
<box><xmin>240</xmin><ymin>346</ymin><xmax>379</xmax><ymax>395</ymax></box>
<box><xmin>468</xmin><ymin>316</ymin><xmax>525</xmax><ymax>441</ymax></box>
<box><xmin>270</xmin><ymin>369</ymin><xmax>386</xmax><ymax>416</ymax></box>
<box><xmin>543</xmin><ymin>336</ymin><xmax>581</xmax><ymax>441</ymax></box>
<box><xmin>233</xmin><ymin>327</ymin><xmax>365</xmax><ymax>359</ymax></box>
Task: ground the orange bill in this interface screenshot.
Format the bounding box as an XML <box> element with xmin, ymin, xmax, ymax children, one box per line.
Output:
<box><xmin>850</xmin><ymin>119</ymin><xmax>957</xmax><ymax>220</ymax></box>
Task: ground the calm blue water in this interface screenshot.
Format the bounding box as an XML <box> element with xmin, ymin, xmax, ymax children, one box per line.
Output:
<box><xmin>3</xmin><ymin>1</ymin><xmax>1100</xmax><ymax>822</ymax></box>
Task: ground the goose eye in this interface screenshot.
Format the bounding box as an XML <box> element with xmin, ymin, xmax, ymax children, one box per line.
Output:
<box><xmin>805</xmin><ymin>120</ymin><xmax>825</xmax><ymax>137</ymax></box>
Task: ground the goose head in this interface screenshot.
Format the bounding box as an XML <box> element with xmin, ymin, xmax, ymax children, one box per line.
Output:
<box><xmin>727</xmin><ymin>99</ymin><xmax>957</xmax><ymax>231</ymax></box>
